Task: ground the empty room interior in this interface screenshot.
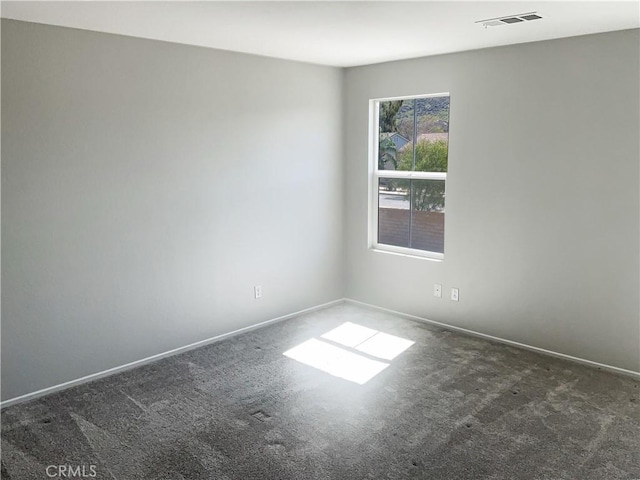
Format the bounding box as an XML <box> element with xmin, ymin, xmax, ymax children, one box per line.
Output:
<box><xmin>1</xmin><ymin>1</ymin><xmax>639</xmax><ymax>479</ymax></box>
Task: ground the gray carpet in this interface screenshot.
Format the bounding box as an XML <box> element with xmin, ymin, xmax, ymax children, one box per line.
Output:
<box><xmin>2</xmin><ymin>303</ymin><xmax>639</xmax><ymax>479</ymax></box>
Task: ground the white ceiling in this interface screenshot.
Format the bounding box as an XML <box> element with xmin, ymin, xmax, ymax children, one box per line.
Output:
<box><xmin>1</xmin><ymin>1</ymin><xmax>638</xmax><ymax>67</ymax></box>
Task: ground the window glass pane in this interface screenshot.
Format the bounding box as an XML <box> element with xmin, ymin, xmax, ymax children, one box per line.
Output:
<box><xmin>378</xmin><ymin>100</ymin><xmax>410</xmax><ymax>171</ymax></box>
<box><xmin>378</xmin><ymin>178</ymin><xmax>409</xmax><ymax>247</ymax></box>
<box><xmin>401</xmin><ymin>96</ymin><xmax>450</xmax><ymax>173</ymax></box>
<box><xmin>409</xmin><ymin>179</ymin><xmax>445</xmax><ymax>253</ymax></box>
<box><xmin>374</xmin><ymin>95</ymin><xmax>448</xmax><ymax>256</ymax></box>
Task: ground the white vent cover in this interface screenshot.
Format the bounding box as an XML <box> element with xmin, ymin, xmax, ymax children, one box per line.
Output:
<box><xmin>476</xmin><ymin>12</ymin><xmax>543</xmax><ymax>28</ymax></box>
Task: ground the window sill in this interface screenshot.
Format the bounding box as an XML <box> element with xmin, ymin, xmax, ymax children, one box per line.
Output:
<box><xmin>370</xmin><ymin>246</ymin><xmax>444</xmax><ymax>262</ymax></box>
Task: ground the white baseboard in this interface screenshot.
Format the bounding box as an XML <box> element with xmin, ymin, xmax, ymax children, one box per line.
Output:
<box><xmin>0</xmin><ymin>298</ymin><xmax>346</xmax><ymax>409</ymax></box>
<box><xmin>4</xmin><ymin>296</ymin><xmax>637</xmax><ymax>409</ymax></box>
<box><xmin>344</xmin><ymin>298</ymin><xmax>640</xmax><ymax>380</ymax></box>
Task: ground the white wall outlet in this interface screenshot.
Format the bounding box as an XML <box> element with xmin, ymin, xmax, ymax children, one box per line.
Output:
<box><xmin>254</xmin><ymin>285</ymin><xmax>262</xmax><ymax>299</ymax></box>
<box><xmin>451</xmin><ymin>288</ymin><xmax>459</xmax><ymax>302</ymax></box>
<box><xmin>434</xmin><ymin>284</ymin><xmax>442</xmax><ymax>298</ymax></box>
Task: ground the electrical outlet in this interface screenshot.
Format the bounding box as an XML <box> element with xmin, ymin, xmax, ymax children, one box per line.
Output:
<box><xmin>451</xmin><ymin>288</ymin><xmax>459</xmax><ymax>302</ymax></box>
<box><xmin>434</xmin><ymin>284</ymin><xmax>442</xmax><ymax>298</ymax></box>
<box><xmin>254</xmin><ymin>285</ymin><xmax>262</xmax><ymax>299</ymax></box>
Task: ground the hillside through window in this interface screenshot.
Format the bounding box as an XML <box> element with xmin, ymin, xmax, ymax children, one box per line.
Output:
<box><xmin>371</xmin><ymin>94</ymin><xmax>450</xmax><ymax>259</ymax></box>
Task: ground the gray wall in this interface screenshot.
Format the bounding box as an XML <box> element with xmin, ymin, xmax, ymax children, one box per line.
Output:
<box><xmin>1</xmin><ymin>20</ymin><xmax>344</xmax><ymax>401</ymax></box>
<box><xmin>344</xmin><ymin>29</ymin><xmax>640</xmax><ymax>373</ymax></box>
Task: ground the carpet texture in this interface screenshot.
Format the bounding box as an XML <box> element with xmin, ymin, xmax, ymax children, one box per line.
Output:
<box><xmin>1</xmin><ymin>303</ymin><xmax>639</xmax><ymax>479</ymax></box>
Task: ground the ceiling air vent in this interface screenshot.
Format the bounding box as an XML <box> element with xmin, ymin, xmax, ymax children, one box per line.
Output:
<box><xmin>501</xmin><ymin>17</ymin><xmax>524</xmax><ymax>24</ymax></box>
<box><xmin>476</xmin><ymin>12</ymin><xmax>543</xmax><ymax>28</ymax></box>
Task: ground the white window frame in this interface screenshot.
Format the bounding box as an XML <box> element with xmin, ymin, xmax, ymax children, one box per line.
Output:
<box><xmin>368</xmin><ymin>93</ymin><xmax>449</xmax><ymax>261</ymax></box>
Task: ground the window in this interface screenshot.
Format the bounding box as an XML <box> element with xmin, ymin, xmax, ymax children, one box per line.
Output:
<box><xmin>370</xmin><ymin>94</ymin><xmax>450</xmax><ymax>259</ymax></box>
